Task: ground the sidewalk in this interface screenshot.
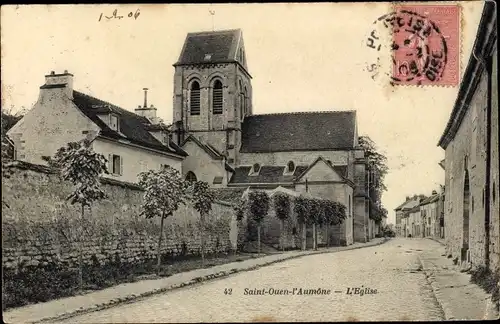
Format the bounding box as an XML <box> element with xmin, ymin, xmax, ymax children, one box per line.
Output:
<box><xmin>419</xmin><ymin>239</ymin><xmax>499</xmax><ymax>320</ymax></box>
<box><xmin>3</xmin><ymin>238</ymin><xmax>388</xmax><ymax>324</ymax></box>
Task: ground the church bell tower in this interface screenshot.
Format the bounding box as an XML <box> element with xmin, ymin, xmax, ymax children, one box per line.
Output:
<box><xmin>171</xmin><ymin>29</ymin><xmax>252</xmax><ymax>166</ymax></box>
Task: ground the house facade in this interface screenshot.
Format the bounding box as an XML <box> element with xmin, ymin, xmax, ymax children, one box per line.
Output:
<box><xmin>420</xmin><ymin>192</ymin><xmax>441</xmax><ymax>238</ymax></box>
<box><xmin>7</xmin><ymin>72</ymin><xmax>187</xmax><ymax>184</ymax></box>
<box><xmin>437</xmin><ymin>2</ymin><xmax>498</xmax><ymax>271</ymax></box>
<box><xmin>396</xmin><ymin>195</ymin><xmax>424</xmax><ymax>237</ymax></box>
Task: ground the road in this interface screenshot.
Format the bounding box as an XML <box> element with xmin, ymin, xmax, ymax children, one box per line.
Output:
<box><xmin>56</xmin><ymin>238</ymin><xmax>446</xmax><ymax>322</ymax></box>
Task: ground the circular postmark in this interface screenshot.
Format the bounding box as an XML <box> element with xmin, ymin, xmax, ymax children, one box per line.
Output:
<box><xmin>365</xmin><ymin>8</ymin><xmax>449</xmax><ymax>86</ymax></box>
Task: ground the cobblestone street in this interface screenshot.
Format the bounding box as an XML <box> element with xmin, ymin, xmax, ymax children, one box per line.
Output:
<box><xmin>55</xmin><ymin>239</ymin><xmax>450</xmax><ymax>322</ymax></box>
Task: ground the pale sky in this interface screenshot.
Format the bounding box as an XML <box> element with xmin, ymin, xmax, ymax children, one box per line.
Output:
<box><xmin>1</xmin><ymin>2</ymin><xmax>484</xmax><ymax>225</ymax></box>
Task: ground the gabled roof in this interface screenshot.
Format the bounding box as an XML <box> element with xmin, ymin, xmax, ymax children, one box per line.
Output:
<box><xmin>181</xmin><ymin>134</ymin><xmax>224</xmax><ymax>160</ymax></box>
<box><xmin>240</xmin><ymin>111</ymin><xmax>357</xmax><ymax>153</ymax></box>
<box><xmin>295</xmin><ymin>156</ymin><xmax>349</xmax><ymax>181</ymax></box>
<box><xmin>229</xmin><ymin>165</ymin><xmax>308</xmax><ymax>184</ymax></box>
<box><xmin>420</xmin><ymin>194</ymin><xmax>440</xmax><ymax>206</ymax></box>
<box><xmin>72</xmin><ymin>91</ymin><xmax>187</xmax><ymax>157</ymax></box>
<box><xmin>400</xmin><ymin>198</ymin><xmax>422</xmax><ymax>211</ymax></box>
<box><xmin>174</xmin><ymin>29</ymin><xmax>243</xmax><ymax>66</ymax></box>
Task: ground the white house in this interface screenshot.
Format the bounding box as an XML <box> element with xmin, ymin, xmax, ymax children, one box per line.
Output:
<box><xmin>7</xmin><ymin>71</ymin><xmax>187</xmax><ymax>183</ymax></box>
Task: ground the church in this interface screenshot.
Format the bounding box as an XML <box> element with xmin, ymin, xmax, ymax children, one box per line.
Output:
<box><xmin>6</xmin><ymin>29</ymin><xmax>371</xmax><ymax>245</ymax></box>
<box><xmin>167</xmin><ymin>29</ymin><xmax>370</xmax><ymax>245</ymax></box>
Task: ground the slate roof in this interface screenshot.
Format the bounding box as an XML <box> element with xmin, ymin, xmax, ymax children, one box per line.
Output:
<box><xmin>420</xmin><ymin>194</ymin><xmax>440</xmax><ymax>206</ymax></box>
<box><xmin>229</xmin><ymin>165</ymin><xmax>309</xmax><ymax>184</ymax></box>
<box><xmin>240</xmin><ymin>111</ymin><xmax>357</xmax><ymax>153</ymax></box>
<box><xmin>174</xmin><ymin>29</ymin><xmax>240</xmax><ymax>66</ymax></box>
<box><xmin>72</xmin><ymin>91</ymin><xmax>187</xmax><ymax>156</ymax></box>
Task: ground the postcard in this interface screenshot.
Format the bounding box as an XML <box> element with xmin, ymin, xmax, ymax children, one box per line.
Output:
<box><xmin>1</xmin><ymin>2</ymin><xmax>498</xmax><ymax>322</ymax></box>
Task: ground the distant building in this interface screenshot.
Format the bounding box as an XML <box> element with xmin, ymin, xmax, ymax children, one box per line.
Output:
<box><xmin>420</xmin><ymin>191</ymin><xmax>441</xmax><ymax>238</ymax></box>
<box><xmin>437</xmin><ymin>2</ymin><xmax>498</xmax><ymax>270</ymax></box>
<box><xmin>397</xmin><ymin>195</ymin><xmax>425</xmax><ymax>237</ymax></box>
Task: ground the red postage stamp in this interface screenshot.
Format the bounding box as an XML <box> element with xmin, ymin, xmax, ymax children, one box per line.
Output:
<box><xmin>390</xmin><ymin>4</ymin><xmax>461</xmax><ymax>86</ymax></box>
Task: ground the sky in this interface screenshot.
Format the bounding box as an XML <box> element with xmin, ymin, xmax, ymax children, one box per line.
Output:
<box><xmin>1</xmin><ymin>2</ymin><xmax>485</xmax><ymax>225</ymax></box>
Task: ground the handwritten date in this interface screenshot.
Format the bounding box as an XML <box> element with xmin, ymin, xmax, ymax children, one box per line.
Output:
<box><xmin>99</xmin><ymin>9</ymin><xmax>140</xmax><ymax>22</ymax></box>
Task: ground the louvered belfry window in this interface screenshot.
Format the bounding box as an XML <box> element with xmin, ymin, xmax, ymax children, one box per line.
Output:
<box><xmin>190</xmin><ymin>81</ymin><xmax>201</xmax><ymax>115</ymax></box>
<box><xmin>212</xmin><ymin>80</ymin><xmax>223</xmax><ymax>115</ymax></box>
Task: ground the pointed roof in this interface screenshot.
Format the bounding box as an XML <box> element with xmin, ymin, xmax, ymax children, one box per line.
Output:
<box><xmin>295</xmin><ymin>156</ymin><xmax>349</xmax><ymax>181</ymax></box>
<box><xmin>72</xmin><ymin>91</ymin><xmax>187</xmax><ymax>157</ymax></box>
<box><xmin>240</xmin><ymin>111</ymin><xmax>357</xmax><ymax>153</ymax></box>
<box><xmin>174</xmin><ymin>29</ymin><xmax>243</xmax><ymax>64</ymax></box>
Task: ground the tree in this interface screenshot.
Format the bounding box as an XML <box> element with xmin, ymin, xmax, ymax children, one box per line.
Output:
<box><xmin>273</xmin><ymin>192</ymin><xmax>291</xmax><ymax>251</ymax></box>
<box><xmin>51</xmin><ymin>139</ymin><xmax>108</xmax><ymax>291</ymax></box>
<box><xmin>188</xmin><ymin>180</ymin><xmax>215</xmax><ymax>266</ymax></box>
<box><xmin>308</xmin><ymin>198</ymin><xmax>321</xmax><ymax>250</ymax></box>
<box><xmin>359</xmin><ymin>136</ymin><xmax>389</xmax><ymax>224</ymax></box>
<box><xmin>138</xmin><ymin>166</ymin><xmax>186</xmax><ymax>275</ymax></box>
<box><xmin>248</xmin><ymin>191</ymin><xmax>270</xmax><ymax>255</ymax></box>
<box><xmin>1</xmin><ymin>107</ymin><xmax>24</xmax><ymax>180</ymax></box>
<box><xmin>294</xmin><ymin>196</ymin><xmax>309</xmax><ymax>250</ymax></box>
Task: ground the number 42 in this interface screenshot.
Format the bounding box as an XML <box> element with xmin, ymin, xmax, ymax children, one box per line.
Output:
<box><xmin>224</xmin><ymin>288</ymin><xmax>232</xmax><ymax>295</ymax></box>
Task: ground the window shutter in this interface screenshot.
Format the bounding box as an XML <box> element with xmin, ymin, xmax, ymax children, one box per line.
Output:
<box><xmin>190</xmin><ymin>81</ymin><xmax>201</xmax><ymax>115</ymax></box>
<box><xmin>108</xmin><ymin>154</ymin><xmax>113</xmax><ymax>173</ymax></box>
<box><xmin>119</xmin><ymin>156</ymin><xmax>123</xmax><ymax>175</ymax></box>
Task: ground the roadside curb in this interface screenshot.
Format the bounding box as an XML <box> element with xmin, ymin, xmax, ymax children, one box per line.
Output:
<box><xmin>31</xmin><ymin>238</ymin><xmax>390</xmax><ymax>323</ymax></box>
<box><xmin>427</xmin><ymin>237</ymin><xmax>446</xmax><ymax>246</ymax></box>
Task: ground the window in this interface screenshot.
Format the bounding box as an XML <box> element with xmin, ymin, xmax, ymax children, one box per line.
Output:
<box><xmin>190</xmin><ymin>81</ymin><xmax>201</xmax><ymax>115</ymax></box>
<box><xmin>212</xmin><ymin>80</ymin><xmax>223</xmax><ymax>114</ymax></box>
<box><xmin>287</xmin><ymin>161</ymin><xmax>295</xmax><ymax>173</ymax></box>
<box><xmin>110</xmin><ymin>154</ymin><xmax>122</xmax><ymax>175</ymax></box>
<box><xmin>239</xmin><ymin>81</ymin><xmax>244</xmax><ymax>120</ymax></box>
<box><xmin>252</xmin><ymin>163</ymin><xmax>261</xmax><ymax>174</ymax></box>
<box><xmin>204</xmin><ymin>54</ymin><xmax>212</xmax><ymax>61</ymax></box>
<box><xmin>185</xmin><ymin>171</ymin><xmax>197</xmax><ymax>182</ymax></box>
<box><xmin>348</xmin><ymin>195</ymin><xmax>351</xmax><ymax>217</ymax></box>
<box><xmin>160</xmin><ymin>164</ymin><xmax>169</xmax><ymax>171</ymax></box>
<box><xmin>244</xmin><ymin>87</ymin><xmax>249</xmax><ymax>115</ymax></box>
<box><xmin>110</xmin><ymin>114</ymin><xmax>119</xmax><ymax>131</ymax></box>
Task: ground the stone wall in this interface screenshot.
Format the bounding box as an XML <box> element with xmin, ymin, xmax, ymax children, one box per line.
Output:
<box><xmin>2</xmin><ymin>162</ymin><xmax>238</xmax><ymax>273</ymax></box>
<box><xmin>489</xmin><ymin>46</ymin><xmax>499</xmax><ymax>271</ymax></box>
<box><xmin>444</xmin><ymin>62</ymin><xmax>499</xmax><ymax>271</ymax></box>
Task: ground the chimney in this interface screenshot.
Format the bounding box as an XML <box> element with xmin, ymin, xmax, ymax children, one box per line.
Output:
<box><xmin>43</xmin><ymin>70</ymin><xmax>74</xmax><ymax>99</ymax></box>
<box><xmin>134</xmin><ymin>88</ymin><xmax>158</xmax><ymax>122</ymax></box>
<box><xmin>406</xmin><ymin>196</ymin><xmax>410</xmax><ymax>201</ymax></box>
<box><xmin>143</xmin><ymin>88</ymin><xmax>148</xmax><ymax>108</ymax></box>
<box><xmin>432</xmin><ymin>190</ymin><xmax>437</xmax><ymax>195</ymax></box>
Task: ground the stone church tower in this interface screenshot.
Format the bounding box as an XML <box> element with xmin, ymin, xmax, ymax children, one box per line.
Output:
<box><xmin>171</xmin><ymin>29</ymin><xmax>252</xmax><ymax>166</ymax></box>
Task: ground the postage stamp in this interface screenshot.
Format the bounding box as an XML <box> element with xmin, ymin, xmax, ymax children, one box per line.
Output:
<box><xmin>365</xmin><ymin>4</ymin><xmax>461</xmax><ymax>86</ymax></box>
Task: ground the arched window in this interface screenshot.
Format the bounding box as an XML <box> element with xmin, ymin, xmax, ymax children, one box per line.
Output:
<box><xmin>253</xmin><ymin>163</ymin><xmax>261</xmax><ymax>174</ymax></box>
<box><xmin>212</xmin><ymin>80</ymin><xmax>223</xmax><ymax>115</ymax></box>
<box><xmin>190</xmin><ymin>81</ymin><xmax>200</xmax><ymax>115</ymax></box>
<box><xmin>287</xmin><ymin>161</ymin><xmax>295</xmax><ymax>173</ymax></box>
<box><xmin>185</xmin><ymin>171</ymin><xmax>197</xmax><ymax>182</ymax></box>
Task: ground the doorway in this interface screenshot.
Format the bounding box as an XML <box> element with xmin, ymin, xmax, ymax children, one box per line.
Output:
<box><xmin>462</xmin><ymin>170</ymin><xmax>470</xmax><ymax>263</ymax></box>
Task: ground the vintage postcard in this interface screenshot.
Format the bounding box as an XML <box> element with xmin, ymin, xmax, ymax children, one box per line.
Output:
<box><xmin>1</xmin><ymin>2</ymin><xmax>498</xmax><ymax>323</ymax></box>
